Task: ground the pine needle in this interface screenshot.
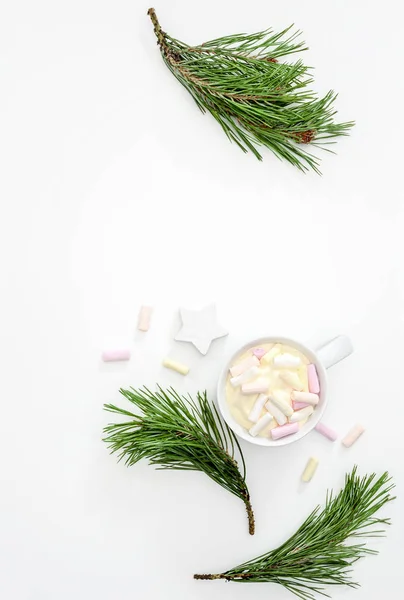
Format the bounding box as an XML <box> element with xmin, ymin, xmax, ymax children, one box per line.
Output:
<box><xmin>147</xmin><ymin>8</ymin><xmax>354</xmax><ymax>173</ymax></box>
<box><xmin>103</xmin><ymin>386</ymin><xmax>255</xmax><ymax>534</ymax></box>
<box><xmin>194</xmin><ymin>467</ymin><xmax>395</xmax><ymax>599</ymax></box>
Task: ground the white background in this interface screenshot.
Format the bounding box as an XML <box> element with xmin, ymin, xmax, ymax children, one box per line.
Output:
<box><xmin>1</xmin><ymin>1</ymin><xmax>403</xmax><ymax>599</ymax></box>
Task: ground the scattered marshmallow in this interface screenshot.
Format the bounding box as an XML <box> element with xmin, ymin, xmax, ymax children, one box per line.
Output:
<box><xmin>249</xmin><ymin>412</ymin><xmax>273</xmax><ymax>437</ymax></box>
<box><xmin>315</xmin><ymin>422</ymin><xmax>338</xmax><ymax>442</ymax></box>
<box><xmin>230</xmin><ymin>355</ymin><xmax>259</xmax><ymax>377</ymax></box>
<box><xmin>248</xmin><ymin>394</ymin><xmax>268</xmax><ymax>423</ymax></box>
<box><xmin>293</xmin><ymin>401</ymin><xmax>310</xmax><ymax>410</ymax></box>
<box><xmin>271</xmin><ymin>422</ymin><xmax>299</xmax><ymax>440</ymax></box>
<box><xmin>265</xmin><ymin>400</ymin><xmax>287</xmax><ymax>426</ymax></box>
<box><xmin>230</xmin><ymin>366</ymin><xmax>260</xmax><ymax>387</ymax></box>
<box><xmin>137</xmin><ymin>305</ymin><xmax>153</xmax><ymax>332</ymax></box>
<box><xmin>307</xmin><ymin>364</ymin><xmax>320</xmax><ymax>394</ymax></box>
<box><xmin>280</xmin><ymin>370</ymin><xmax>303</xmax><ymax>390</ymax></box>
<box><xmin>242</xmin><ymin>379</ymin><xmax>270</xmax><ymax>395</ymax></box>
<box><xmin>268</xmin><ymin>394</ymin><xmax>293</xmax><ymax>417</ymax></box>
<box><xmin>102</xmin><ymin>349</ymin><xmax>131</xmax><ymax>362</ymax></box>
<box><xmin>273</xmin><ymin>354</ymin><xmax>301</xmax><ymax>368</ymax></box>
<box><xmin>260</xmin><ymin>344</ymin><xmax>281</xmax><ymax>364</ymax></box>
<box><xmin>289</xmin><ymin>405</ymin><xmax>313</xmax><ymax>422</ymax></box>
<box><xmin>162</xmin><ymin>358</ymin><xmax>189</xmax><ymax>375</ymax></box>
<box><xmin>291</xmin><ymin>391</ymin><xmax>319</xmax><ymax>406</ymax></box>
<box><xmin>252</xmin><ymin>348</ymin><xmax>267</xmax><ymax>360</ymax></box>
<box><xmin>302</xmin><ymin>457</ymin><xmax>319</xmax><ymax>482</ymax></box>
<box><xmin>342</xmin><ymin>424</ymin><xmax>365</xmax><ymax>448</ymax></box>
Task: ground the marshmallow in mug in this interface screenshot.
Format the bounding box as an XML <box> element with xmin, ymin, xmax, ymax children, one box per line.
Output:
<box><xmin>226</xmin><ymin>341</ymin><xmax>321</xmax><ymax>440</ymax></box>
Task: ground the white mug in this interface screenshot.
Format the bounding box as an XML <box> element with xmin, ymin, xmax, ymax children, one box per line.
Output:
<box><xmin>217</xmin><ymin>335</ymin><xmax>353</xmax><ymax>447</ymax></box>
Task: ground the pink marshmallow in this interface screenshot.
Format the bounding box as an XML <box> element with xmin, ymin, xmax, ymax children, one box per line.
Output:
<box><xmin>102</xmin><ymin>349</ymin><xmax>131</xmax><ymax>362</ymax></box>
<box><xmin>315</xmin><ymin>422</ymin><xmax>338</xmax><ymax>442</ymax></box>
<box><xmin>137</xmin><ymin>305</ymin><xmax>153</xmax><ymax>332</ymax></box>
<box><xmin>293</xmin><ymin>401</ymin><xmax>310</xmax><ymax>410</ymax></box>
<box><xmin>230</xmin><ymin>355</ymin><xmax>259</xmax><ymax>377</ymax></box>
<box><xmin>307</xmin><ymin>364</ymin><xmax>320</xmax><ymax>394</ymax></box>
<box><xmin>252</xmin><ymin>347</ymin><xmax>266</xmax><ymax>360</ymax></box>
<box><xmin>271</xmin><ymin>422</ymin><xmax>299</xmax><ymax>440</ymax></box>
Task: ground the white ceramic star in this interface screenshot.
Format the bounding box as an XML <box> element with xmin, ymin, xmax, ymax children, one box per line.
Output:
<box><xmin>175</xmin><ymin>304</ymin><xmax>228</xmax><ymax>355</ymax></box>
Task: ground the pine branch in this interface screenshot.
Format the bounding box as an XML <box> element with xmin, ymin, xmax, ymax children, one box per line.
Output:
<box><xmin>194</xmin><ymin>467</ymin><xmax>395</xmax><ymax>599</ymax></box>
<box><xmin>103</xmin><ymin>386</ymin><xmax>255</xmax><ymax>534</ymax></box>
<box><xmin>147</xmin><ymin>8</ymin><xmax>354</xmax><ymax>173</ymax></box>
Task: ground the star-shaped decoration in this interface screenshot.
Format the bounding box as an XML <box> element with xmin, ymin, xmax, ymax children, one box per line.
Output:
<box><xmin>175</xmin><ymin>304</ymin><xmax>228</xmax><ymax>355</ymax></box>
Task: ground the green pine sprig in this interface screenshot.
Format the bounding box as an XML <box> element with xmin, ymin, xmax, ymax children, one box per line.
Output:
<box><xmin>147</xmin><ymin>8</ymin><xmax>354</xmax><ymax>173</ymax></box>
<box><xmin>103</xmin><ymin>386</ymin><xmax>255</xmax><ymax>534</ymax></box>
<box><xmin>194</xmin><ymin>467</ymin><xmax>395</xmax><ymax>599</ymax></box>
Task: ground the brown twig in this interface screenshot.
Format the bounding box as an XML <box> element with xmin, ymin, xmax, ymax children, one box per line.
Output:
<box><xmin>243</xmin><ymin>494</ymin><xmax>255</xmax><ymax>535</ymax></box>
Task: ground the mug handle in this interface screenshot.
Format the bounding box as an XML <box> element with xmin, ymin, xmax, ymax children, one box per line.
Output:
<box><xmin>316</xmin><ymin>335</ymin><xmax>353</xmax><ymax>369</ymax></box>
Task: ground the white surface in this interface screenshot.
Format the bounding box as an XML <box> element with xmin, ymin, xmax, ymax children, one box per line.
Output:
<box><xmin>1</xmin><ymin>1</ymin><xmax>403</xmax><ymax>599</ymax></box>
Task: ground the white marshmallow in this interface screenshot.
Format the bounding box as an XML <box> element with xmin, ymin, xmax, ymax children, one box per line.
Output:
<box><xmin>229</xmin><ymin>355</ymin><xmax>259</xmax><ymax>377</ymax></box>
<box><xmin>249</xmin><ymin>412</ymin><xmax>273</xmax><ymax>437</ymax></box>
<box><xmin>230</xmin><ymin>366</ymin><xmax>260</xmax><ymax>387</ymax></box>
<box><xmin>289</xmin><ymin>405</ymin><xmax>313</xmax><ymax>422</ymax></box>
<box><xmin>248</xmin><ymin>394</ymin><xmax>268</xmax><ymax>423</ymax></box>
<box><xmin>280</xmin><ymin>370</ymin><xmax>304</xmax><ymax>390</ymax></box>
<box><xmin>265</xmin><ymin>400</ymin><xmax>287</xmax><ymax>426</ymax></box>
<box><xmin>291</xmin><ymin>391</ymin><xmax>319</xmax><ymax>406</ymax></box>
<box><xmin>242</xmin><ymin>378</ymin><xmax>270</xmax><ymax>395</ymax></box>
<box><xmin>273</xmin><ymin>354</ymin><xmax>301</xmax><ymax>368</ymax></box>
<box><xmin>268</xmin><ymin>394</ymin><xmax>293</xmax><ymax>417</ymax></box>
